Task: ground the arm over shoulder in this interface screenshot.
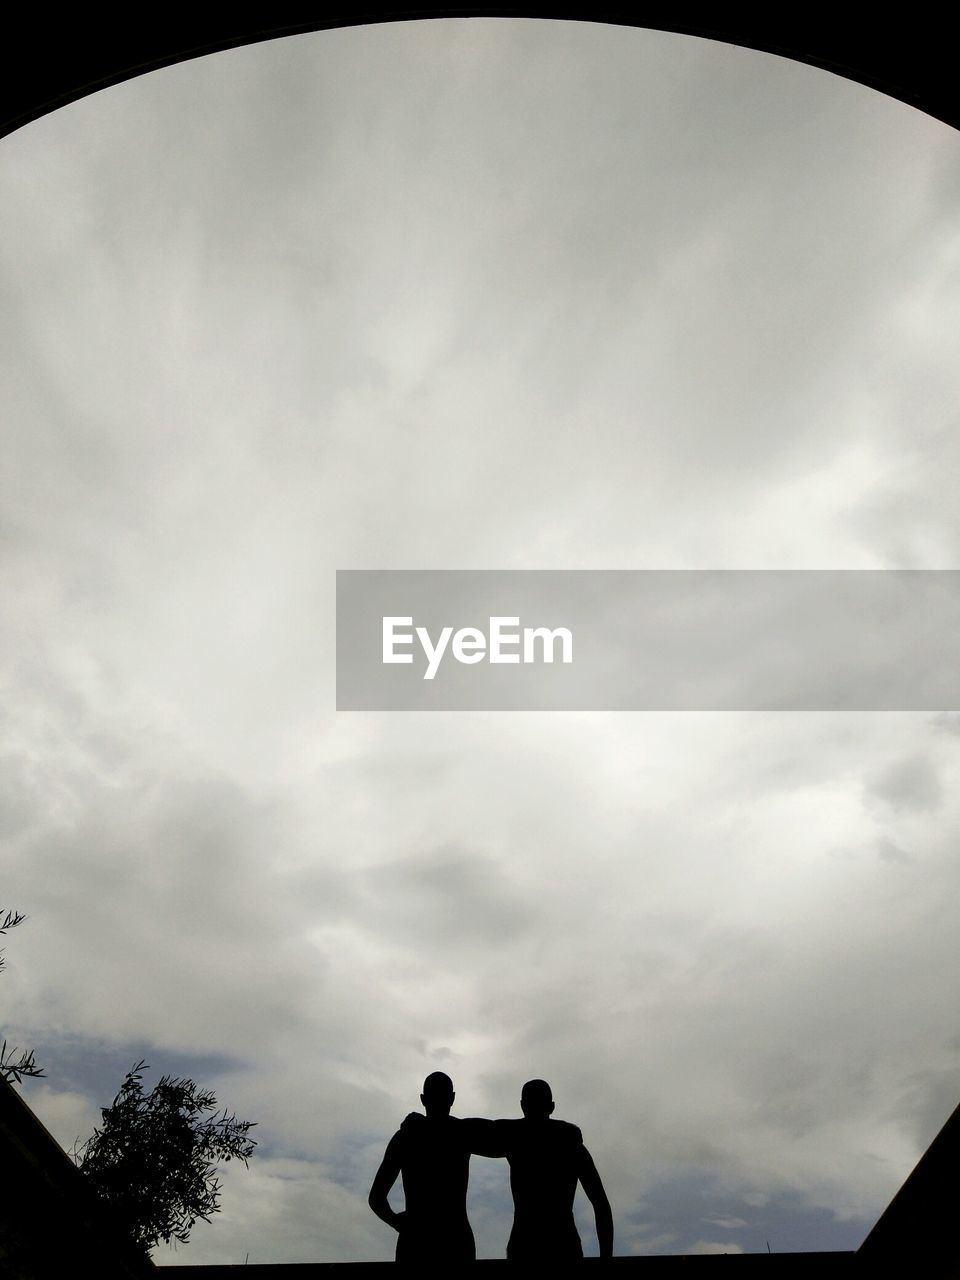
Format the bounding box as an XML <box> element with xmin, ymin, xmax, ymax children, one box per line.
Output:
<box><xmin>461</xmin><ymin>1116</ymin><xmax>509</xmax><ymax>1157</ymax></box>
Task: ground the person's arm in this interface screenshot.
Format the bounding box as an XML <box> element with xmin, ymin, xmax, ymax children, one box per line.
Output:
<box><xmin>461</xmin><ymin>1117</ymin><xmax>510</xmax><ymax>1157</ymax></box>
<box><xmin>400</xmin><ymin>1112</ymin><xmax>511</xmax><ymax>1158</ymax></box>
<box><xmin>577</xmin><ymin>1145</ymin><xmax>613</xmax><ymax>1258</ymax></box>
<box><xmin>368</xmin><ymin>1132</ymin><xmax>405</xmax><ymax>1232</ymax></box>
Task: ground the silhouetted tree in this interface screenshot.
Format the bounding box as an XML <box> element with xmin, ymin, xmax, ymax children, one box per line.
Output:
<box><xmin>75</xmin><ymin>1060</ymin><xmax>256</xmax><ymax>1251</ymax></box>
<box><xmin>0</xmin><ymin>907</ymin><xmax>44</xmax><ymax>1084</ymax></box>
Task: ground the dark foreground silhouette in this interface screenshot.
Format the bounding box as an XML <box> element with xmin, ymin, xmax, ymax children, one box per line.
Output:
<box><xmin>368</xmin><ymin>1071</ymin><xmax>496</xmax><ymax>1262</ymax></box>
<box><xmin>495</xmin><ymin>1078</ymin><xmax>613</xmax><ymax>1262</ymax></box>
<box><xmin>369</xmin><ymin>1073</ymin><xmax>612</xmax><ymax>1262</ymax></box>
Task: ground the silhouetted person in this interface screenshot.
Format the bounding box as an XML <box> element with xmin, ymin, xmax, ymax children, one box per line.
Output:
<box><xmin>369</xmin><ymin>1071</ymin><xmax>497</xmax><ymax>1264</ymax></box>
<box><xmin>494</xmin><ymin>1079</ymin><xmax>613</xmax><ymax>1262</ymax></box>
<box><xmin>400</xmin><ymin>1077</ymin><xmax>613</xmax><ymax>1260</ymax></box>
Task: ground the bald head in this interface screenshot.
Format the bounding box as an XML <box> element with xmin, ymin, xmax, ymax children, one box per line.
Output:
<box><xmin>520</xmin><ymin>1078</ymin><xmax>555</xmax><ymax>1119</ymax></box>
<box><xmin>420</xmin><ymin>1071</ymin><xmax>455</xmax><ymax>1116</ymax></box>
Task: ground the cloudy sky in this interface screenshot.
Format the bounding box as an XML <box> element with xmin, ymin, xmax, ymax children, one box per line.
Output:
<box><xmin>2</xmin><ymin>17</ymin><xmax>960</xmax><ymax>1264</ymax></box>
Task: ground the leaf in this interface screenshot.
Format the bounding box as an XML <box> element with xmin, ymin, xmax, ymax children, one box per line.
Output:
<box><xmin>75</xmin><ymin>1063</ymin><xmax>257</xmax><ymax>1251</ymax></box>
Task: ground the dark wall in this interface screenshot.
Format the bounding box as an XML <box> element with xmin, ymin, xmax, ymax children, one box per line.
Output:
<box><xmin>2</xmin><ymin>8</ymin><xmax>958</xmax><ymax>140</ymax></box>
<box><xmin>0</xmin><ymin>1079</ymin><xmax>153</xmax><ymax>1280</ymax></box>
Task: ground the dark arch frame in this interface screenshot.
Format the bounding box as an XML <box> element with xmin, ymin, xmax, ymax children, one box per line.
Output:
<box><xmin>2</xmin><ymin>7</ymin><xmax>958</xmax><ymax>141</ymax></box>
<box><xmin>4</xmin><ymin>6</ymin><xmax>960</xmax><ymax>1270</ymax></box>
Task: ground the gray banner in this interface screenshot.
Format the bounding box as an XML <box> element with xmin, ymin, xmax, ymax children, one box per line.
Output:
<box><xmin>336</xmin><ymin>570</ymin><xmax>960</xmax><ymax>710</ymax></box>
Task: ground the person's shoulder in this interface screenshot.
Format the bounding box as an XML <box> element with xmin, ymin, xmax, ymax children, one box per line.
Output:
<box><xmin>552</xmin><ymin>1119</ymin><xmax>584</xmax><ymax>1143</ymax></box>
<box><xmin>491</xmin><ymin>1117</ymin><xmax>523</xmax><ymax>1136</ymax></box>
<box><xmin>399</xmin><ymin>1113</ymin><xmax>464</xmax><ymax>1143</ymax></box>
<box><xmin>382</xmin><ymin>1126</ymin><xmax>407</xmax><ymax>1159</ymax></box>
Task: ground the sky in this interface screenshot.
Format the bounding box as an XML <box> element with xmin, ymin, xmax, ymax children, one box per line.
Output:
<box><xmin>2</xmin><ymin>16</ymin><xmax>960</xmax><ymax>1264</ymax></box>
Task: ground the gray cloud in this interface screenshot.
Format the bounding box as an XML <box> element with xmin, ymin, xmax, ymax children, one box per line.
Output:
<box><xmin>875</xmin><ymin>835</ymin><xmax>912</xmax><ymax>865</ymax></box>
<box><xmin>865</xmin><ymin>753</ymin><xmax>943</xmax><ymax>813</ymax></box>
<box><xmin>365</xmin><ymin>845</ymin><xmax>535</xmax><ymax>949</ymax></box>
